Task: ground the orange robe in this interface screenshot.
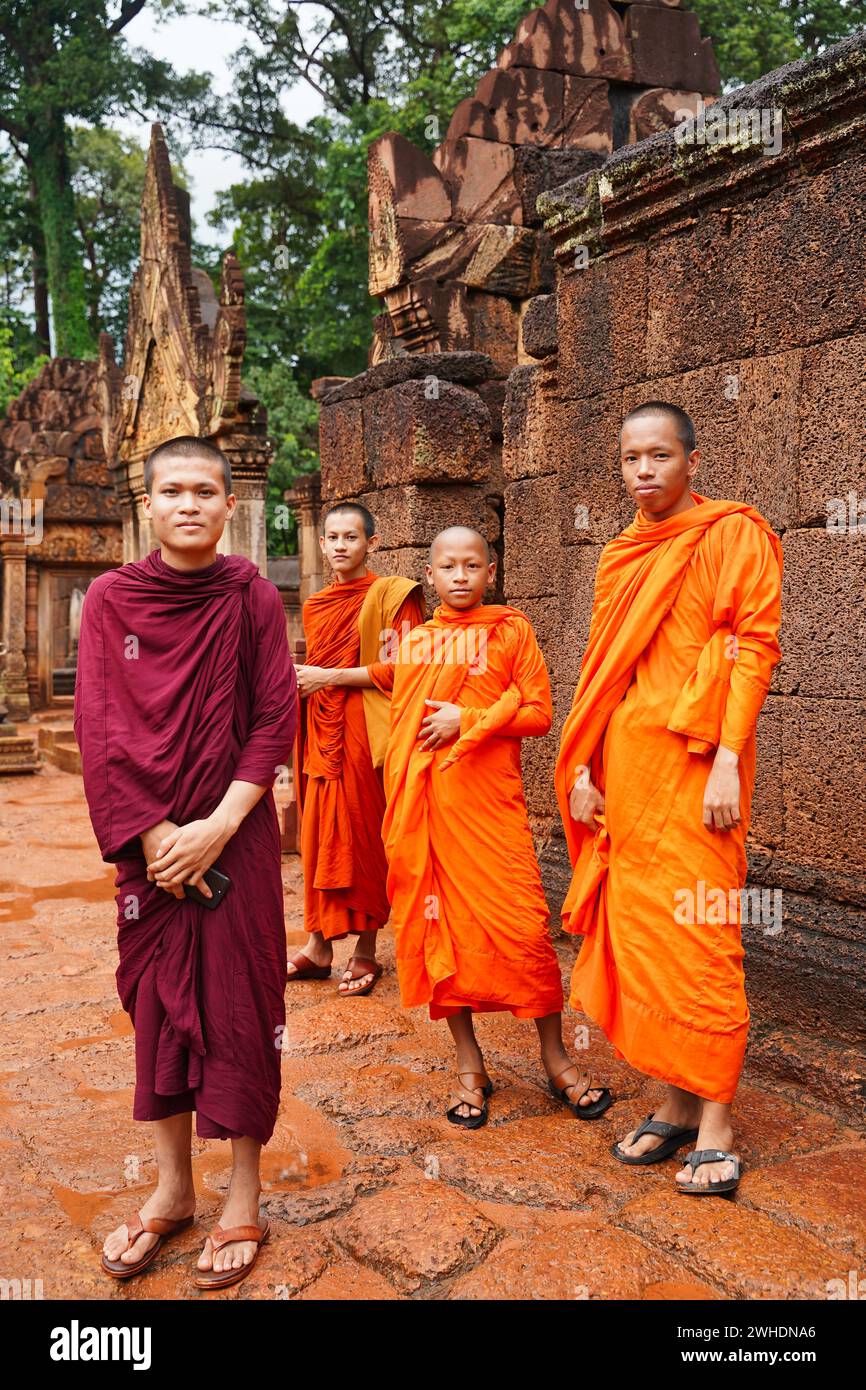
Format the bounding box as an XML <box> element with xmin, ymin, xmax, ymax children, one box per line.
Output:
<box><xmin>375</xmin><ymin>603</ymin><xmax>564</xmax><ymax>1020</ymax></box>
<box><xmin>554</xmin><ymin>495</ymin><xmax>783</xmax><ymax>1103</ymax></box>
<box><xmin>297</xmin><ymin>568</ymin><xmax>424</xmax><ymax>941</ymax></box>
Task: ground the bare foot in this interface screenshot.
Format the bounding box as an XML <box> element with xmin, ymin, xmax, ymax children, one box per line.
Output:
<box><xmin>543</xmin><ymin>1050</ymin><xmax>605</xmax><ymax>1108</ymax></box>
<box><xmin>451</xmin><ymin>1045</ymin><xmax>487</xmax><ymax>1119</ymax></box>
<box><xmin>102</xmin><ymin>1185</ymin><xmax>195</xmax><ymax>1267</ymax></box>
<box><xmin>675</xmin><ymin>1120</ymin><xmax>737</xmax><ymax>1188</ymax></box>
<box><xmin>197</xmin><ymin>1192</ymin><xmax>264</xmax><ymax>1275</ymax></box>
<box><xmin>286</xmin><ymin>939</ymin><xmax>332</xmax><ymax>975</ymax></box>
<box><xmin>616</xmin><ymin>1096</ymin><xmax>702</xmax><ymax>1160</ymax></box>
<box><xmin>338</xmin><ymin>957</ymin><xmax>378</xmax><ymax>994</ymax></box>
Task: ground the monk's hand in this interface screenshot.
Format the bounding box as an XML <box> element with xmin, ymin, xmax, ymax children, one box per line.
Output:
<box><xmin>702</xmin><ymin>745</ymin><xmax>741</xmax><ymax>833</ymax></box>
<box><xmin>146</xmin><ymin>812</ymin><xmax>233</xmax><ymax>896</ymax></box>
<box><xmin>296</xmin><ymin>664</ymin><xmax>333</xmax><ymax>697</ymax></box>
<box><xmin>141</xmin><ymin>820</ymin><xmax>185</xmax><ymax>899</ymax></box>
<box><xmin>418</xmin><ymin>699</ymin><xmax>461</xmax><ymax>750</ymax></box>
<box><xmin>569</xmin><ymin>765</ymin><xmax>605</xmax><ymax>827</ymax></box>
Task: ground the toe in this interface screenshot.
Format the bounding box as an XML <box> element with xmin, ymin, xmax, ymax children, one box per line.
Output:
<box><xmin>197</xmin><ymin>1239</ymin><xmax>213</xmax><ymax>1271</ymax></box>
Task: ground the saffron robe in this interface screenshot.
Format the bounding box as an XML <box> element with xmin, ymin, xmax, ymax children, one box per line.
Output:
<box><xmin>375</xmin><ymin>603</ymin><xmax>563</xmax><ymax>1020</ymax></box>
<box><xmin>297</xmin><ymin>569</ymin><xmax>425</xmax><ymax>941</ymax></box>
<box><xmin>74</xmin><ymin>549</ymin><xmax>297</xmax><ymax>1145</ymax></box>
<box><xmin>554</xmin><ymin>495</ymin><xmax>783</xmax><ymax>1103</ymax></box>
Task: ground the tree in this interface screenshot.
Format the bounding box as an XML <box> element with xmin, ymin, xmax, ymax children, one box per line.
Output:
<box><xmin>0</xmin><ymin>1</ymin><xmax>207</xmax><ymax>357</ymax></box>
<box><xmin>691</xmin><ymin>0</ymin><xmax>866</xmax><ymax>87</ymax></box>
<box><xmin>245</xmin><ymin>359</ymin><xmax>319</xmax><ymax>556</ymax></box>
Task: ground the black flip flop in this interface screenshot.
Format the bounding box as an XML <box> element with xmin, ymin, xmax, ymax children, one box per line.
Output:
<box><xmin>677</xmin><ymin>1148</ymin><xmax>741</xmax><ymax>1195</ymax></box>
<box><xmin>612</xmin><ymin>1113</ymin><xmax>700</xmax><ymax>1165</ymax></box>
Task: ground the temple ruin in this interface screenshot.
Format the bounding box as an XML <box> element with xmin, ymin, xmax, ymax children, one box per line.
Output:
<box><xmin>0</xmin><ymin>124</ymin><xmax>277</xmax><ymax>751</ymax></box>
<box><xmin>98</xmin><ymin>124</ymin><xmax>272</xmax><ymax>573</ymax></box>
<box><xmin>310</xmin><ymin>8</ymin><xmax>866</xmax><ymax>1113</ymax></box>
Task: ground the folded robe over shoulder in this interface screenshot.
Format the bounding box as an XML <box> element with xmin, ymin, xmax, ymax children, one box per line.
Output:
<box><xmin>296</xmin><ymin>568</ymin><xmax>424</xmax><ymax>941</ymax></box>
<box><xmin>74</xmin><ymin>549</ymin><xmax>297</xmax><ymax>1145</ymax></box>
<box><xmin>554</xmin><ymin>494</ymin><xmax>783</xmax><ymax>1104</ymax></box>
<box><xmin>375</xmin><ymin>602</ymin><xmax>563</xmax><ymax>1020</ymax></box>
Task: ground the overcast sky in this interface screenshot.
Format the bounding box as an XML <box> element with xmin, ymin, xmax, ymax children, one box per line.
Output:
<box><xmin>120</xmin><ymin>5</ymin><xmax>325</xmax><ymax>245</ymax></box>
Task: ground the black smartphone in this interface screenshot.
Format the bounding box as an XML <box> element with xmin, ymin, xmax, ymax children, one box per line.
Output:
<box><xmin>183</xmin><ymin>866</ymin><xmax>231</xmax><ymax>910</ymax></box>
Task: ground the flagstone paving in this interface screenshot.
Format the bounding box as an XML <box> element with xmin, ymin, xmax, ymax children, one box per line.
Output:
<box><xmin>1</xmin><ymin>762</ymin><xmax>863</xmax><ymax>1301</ymax></box>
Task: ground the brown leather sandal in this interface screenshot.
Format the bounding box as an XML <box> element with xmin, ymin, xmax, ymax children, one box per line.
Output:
<box><xmin>548</xmin><ymin>1065</ymin><xmax>613</xmax><ymax>1120</ymax></box>
<box><xmin>194</xmin><ymin>1221</ymin><xmax>271</xmax><ymax>1290</ymax></box>
<box><xmin>446</xmin><ymin>1071</ymin><xmax>493</xmax><ymax>1130</ymax></box>
<box><xmin>287</xmin><ymin>949</ymin><xmax>331</xmax><ymax>981</ymax></box>
<box><xmin>337</xmin><ymin>956</ymin><xmax>383</xmax><ymax>997</ymax></box>
<box><xmin>101</xmin><ymin>1212</ymin><xmax>195</xmax><ymax>1279</ymax></box>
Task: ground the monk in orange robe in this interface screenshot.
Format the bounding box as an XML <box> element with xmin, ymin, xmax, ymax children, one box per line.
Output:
<box><xmin>291</xmin><ymin>502</ymin><xmax>425</xmax><ymax>994</ymax></box>
<box><xmin>374</xmin><ymin>527</ymin><xmax>611</xmax><ymax>1127</ymax></box>
<box><xmin>555</xmin><ymin>402</ymin><xmax>782</xmax><ymax>1195</ymax></box>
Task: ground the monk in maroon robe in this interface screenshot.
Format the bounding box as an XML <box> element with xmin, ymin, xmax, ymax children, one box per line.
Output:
<box><xmin>74</xmin><ymin>435</ymin><xmax>296</xmax><ymax>1290</ymax></box>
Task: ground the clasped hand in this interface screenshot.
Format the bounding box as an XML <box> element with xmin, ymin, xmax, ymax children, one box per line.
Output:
<box><xmin>295</xmin><ymin>664</ymin><xmax>330</xmax><ymax>696</ymax></box>
<box><xmin>418</xmin><ymin>699</ymin><xmax>461</xmax><ymax>750</ymax></box>
<box><xmin>569</xmin><ymin>765</ymin><xmax>605</xmax><ymax>826</ymax></box>
<box><xmin>142</xmin><ymin>813</ymin><xmax>233</xmax><ymax>900</ymax></box>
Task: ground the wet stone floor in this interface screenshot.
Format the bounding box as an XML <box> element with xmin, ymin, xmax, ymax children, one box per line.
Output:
<box><xmin>1</xmin><ymin>763</ymin><xmax>864</xmax><ymax>1301</ymax></box>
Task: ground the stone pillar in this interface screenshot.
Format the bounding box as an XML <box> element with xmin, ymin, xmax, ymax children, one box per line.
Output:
<box><xmin>287</xmin><ymin>473</ymin><xmax>323</xmax><ymax>604</ymax></box>
<box><xmin>0</xmin><ymin>535</ymin><xmax>31</xmax><ymax>720</ymax></box>
<box><xmin>219</xmin><ymin>476</ymin><xmax>268</xmax><ymax>575</ymax></box>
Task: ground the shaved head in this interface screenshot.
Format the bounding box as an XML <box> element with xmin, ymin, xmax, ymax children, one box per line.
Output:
<box><xmin>428</xmin><ymin>526</ymin><xmax>492</xmax><ymax>565</ymax></box>
<box><xmin>620</xmin><ymin>400</ymin><xmax>696</xmax><ymax>454</ymax></box>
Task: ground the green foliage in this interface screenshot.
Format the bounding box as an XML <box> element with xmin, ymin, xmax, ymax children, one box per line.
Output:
<box><xmin>0</xmin><ymin>319</ymin><xmax>47</xmax><ymax>416</ymax></box>
<box><xmin>0</xmin><ymin>1</ymin><xmax>208</xmax><ymax>355</ymax></box>
<box><xmin>691</xmin><ymin>0</ymin><xmax>866</xmax><ymax>87</ymax></box>
<box><xmin>244</xmin><ymin>359</ymin><xmax>319</xmax><ymax>555</ymax></box>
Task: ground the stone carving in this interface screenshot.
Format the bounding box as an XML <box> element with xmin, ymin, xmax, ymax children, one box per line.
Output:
<box><xmin>98</xmin><ymin>124</ymin><xmax>272</xmax><ymax>571</ymax></box>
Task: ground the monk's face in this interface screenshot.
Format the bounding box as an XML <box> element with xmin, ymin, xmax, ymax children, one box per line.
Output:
<box><xmin>319</xmin><ymin>510</ymin><xmax>378</xmax><ymax>582</ymax></box>
<box><xmin>426</xmin><ymin>532</ymin><xmax>495</xmax><ymax>608</ymax></box>
<box><xmin>620</xmin><ymin>415</ymin><xmax>700</xmax><ymax>521</ymax></box>
<box><xmin>143</xmin><ymin>455</ymin><xmax>236</xmax><ymax>556</ymax></box>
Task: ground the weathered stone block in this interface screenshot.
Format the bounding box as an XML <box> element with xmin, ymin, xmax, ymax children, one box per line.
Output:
<box><xmin>626</xmin><ymin>4</ymin><xmax>721</xmax><ymax>92</ymax></box>
<box><xmin>627</xmin><ymin>87</ymin><xmax>705</xmax><ymax>143</ymax></box>
<box><xmin>497</xmin><ymin>0</ymin><xmax>632</xmax><ymax>82</ymax></box>
<box><xmin>779</xmin><ymin>530</ymin><xmax>866</xmax><ymax>699</ymax></box>
<box><xmin>558</xmin><ymin>246</ymin><xmax>648</xmax><ymax>398</ymax></box>
<box><xmin>749</xmin><ymin>161</ymin><xmax>866</xmax><ymax>356</ymax></box>
<box><xmin>363</xmin><ymin>379</ymin><xmax>493</xmax><ymax>488</ymax></box>
<box><xmin>780</xmin><ymin>696</ymin><xmax>866</xmax><ymax>875</ymax></box>
<box><xmin>514</xmin><ymin>146</ymin><xmax>606</xmax><ymax>227</ymax></box>
<box><xmin>318</xmin><ymin>397</ymin><xmax>366</xmax><ymax>500</ymax></box>
<box><xmin>644</xmin><ymin>211</ymin><xmax>755</xmax><ymax>376</ymax></box>
<box><xmin>357</xmin><ymin>485</ymin><xmax>500</xmax><ymax>550</ymax></box>
<box><xmin>521</xmin><ymin>294</ymin><xmax>558</xmax><ymax>360</ymax></box>
<box><xmin>433</xmin><ymin>137</ymin><xmax>521</xmax><ymax>225</ymax></box>
<box><xmin>798</xmin><ymin>334</ymin><xmax>866</xmax><ymax>527</ymax></box>
<box><xmin>503</xmin><ymin>476</ymin><xmax>566</xmax><ymax>598</ymax></box>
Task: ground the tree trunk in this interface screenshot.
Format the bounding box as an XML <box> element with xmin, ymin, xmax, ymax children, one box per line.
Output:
<box><xmin>27</xmin><ymin>174</ymin><xmax>51</xmax><ymax>356</ymax></box>
<box><xmin>27</xmin><ymin>110</ymin><xmax>95</xmax><ymax>358</ymax></box>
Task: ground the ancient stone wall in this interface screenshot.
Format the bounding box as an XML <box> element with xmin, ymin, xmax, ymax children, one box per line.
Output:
<box><xmin>0</xmin><ymin>359</ymin><xmax>122</xmax><ymax>718</ymax></box>
<box><xmin>316</xmin><ymin>0</ymin><xmax>721</xmax><ymax>599</ymax></box>
<box><xmin>367</xmin><ymin>0</ymin><xmax>719</xmax><ymax>373</ymax></box>
<box><xmin>506</xmin><ymin>32</ymin><xmax>866</xmax><ymax>1107</ymax></box>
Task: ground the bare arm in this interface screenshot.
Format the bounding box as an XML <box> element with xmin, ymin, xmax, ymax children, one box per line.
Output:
<box><xmin>296</xmin><ymin>663</ymin><xmax>376</xmax><ymax>694</ymax></box>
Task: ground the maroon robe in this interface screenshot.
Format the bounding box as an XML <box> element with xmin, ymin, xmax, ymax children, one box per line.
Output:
<box><xmin>73</xmin><ymin>549</ymin><xmax>296</xmax><ymax>1145</ymax></box>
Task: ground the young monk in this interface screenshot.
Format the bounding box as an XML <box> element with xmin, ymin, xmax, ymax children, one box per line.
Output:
<box><xmin>555</xmin><ymin>402</ymin><xmax>783</xmax><ymax>1194</ymax></box>
<box><xmin>74</xmin><ymin>435</ymin><xmax>297</xmax><ymax>1288</ymax></box>
<box><xmin>372</xmin><ymin>526</ymin><xmax>611</xmax><ymax>1126</ymax></box>
<box><xmin>291</xmin><ymin>503</ymin><xmax>425</xmax><ymax>995</ymax></box>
